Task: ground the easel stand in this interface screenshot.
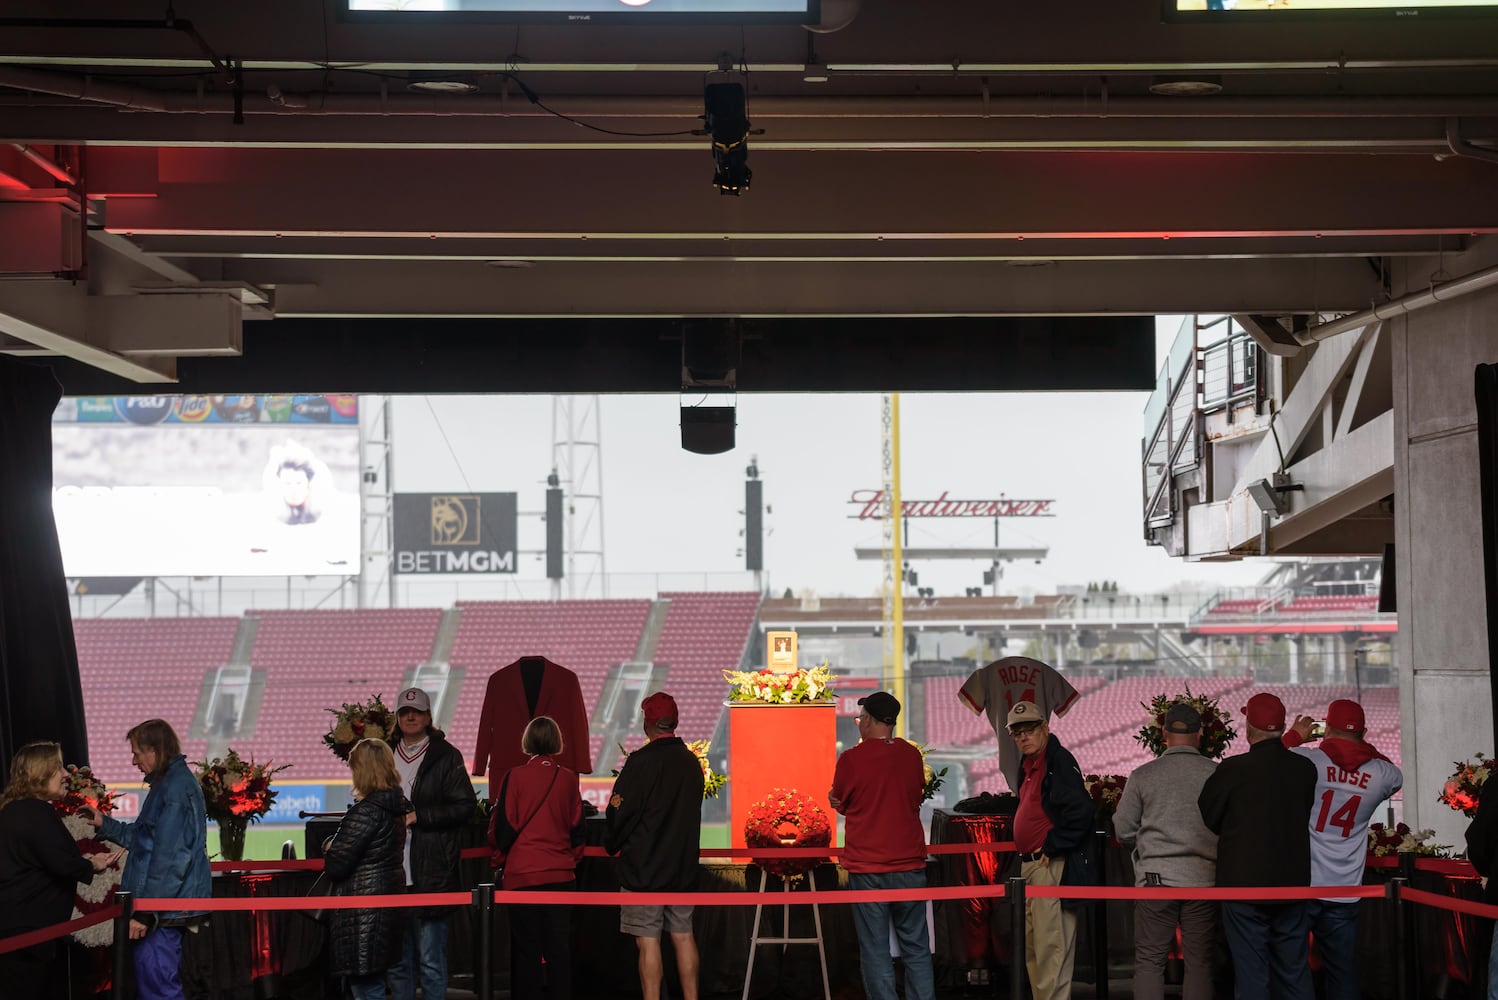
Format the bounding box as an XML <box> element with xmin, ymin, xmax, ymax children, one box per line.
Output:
<box><xmin>741</xmin><ymin>867</ymin><xmax>832</xmax><ymax>1000</ymax></box>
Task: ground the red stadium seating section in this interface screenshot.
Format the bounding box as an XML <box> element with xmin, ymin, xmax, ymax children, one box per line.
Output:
<box><xmin>73</xmin><ymin>617</ymin><xmax>239</xmax><ymax>784</ymax></box>
<box><xmin>645</xmin><ymin>592</ymin><xmax>762</xmax><ymax>769</ymax></box>
<box><xmin>73</xmin><ymin>599</ymin><xmax>1400</xmax><ymax>795</ymax></box>
<box><xmin>231</xmin><ymin>608</ymin><xmax>444</xmax><ymax>776</ymax></box>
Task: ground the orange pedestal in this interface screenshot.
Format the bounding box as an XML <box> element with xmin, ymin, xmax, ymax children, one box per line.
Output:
<box><xmin>727</xmin><ymin>702</ymin><xmax>838</xmax><ymax>860</ymax></box>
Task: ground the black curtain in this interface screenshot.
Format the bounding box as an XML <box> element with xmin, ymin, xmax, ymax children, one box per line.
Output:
<box><xmin>1477</xmin><ymin>364</ymin><xmax>1498</xmax><ymax>751</ymax></box>
<box><xmin>0</xmin><ymin>356</ymin><xmax>88</xmax><ymax>779</ymax></box>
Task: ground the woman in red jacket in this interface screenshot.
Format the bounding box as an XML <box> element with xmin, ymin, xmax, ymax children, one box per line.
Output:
<box><xmin>488</xmin><ymin>716</ymin><xmax>584</xmax><ymax>1000</ymax></box>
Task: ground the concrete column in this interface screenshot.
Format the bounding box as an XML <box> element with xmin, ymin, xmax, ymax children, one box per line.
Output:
<box><xmin>1288</xmin><ymin>635</ymin><xmax>1300</xmax><ymax>685</ymax></box>
<box><xmin>1393</xmin><ymin>238</ymin><xmax>1498</xmax><ymax>848</ymax></box>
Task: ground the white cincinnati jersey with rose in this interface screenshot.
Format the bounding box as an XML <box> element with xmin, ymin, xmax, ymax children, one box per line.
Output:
<box><xmin>960</xmin><ymin>657</ymin><xmax>1079</xmax><ymax>792</ymax></box>
<box><xmin>1291</xmin><ymin>745</ymin><xmax>1403</xmax><ymax>900</ymax></box>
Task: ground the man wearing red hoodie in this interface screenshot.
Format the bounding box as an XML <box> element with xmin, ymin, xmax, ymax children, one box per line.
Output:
<box><xmin>1284</xmin><ymin>699</ymin><xmax>1402</xmax><ymax>1000</ymax></box>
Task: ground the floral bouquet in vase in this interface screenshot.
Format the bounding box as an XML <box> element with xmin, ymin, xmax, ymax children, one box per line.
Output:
<box><xmin>723</xmin><ymin>661</ymin><xmax>835</xmax><ymax>705</ymax></box>
<box><xmin>1367</xmin><ymin>822</ymin><xmax>1450</xmax><ymax>857</ymax></box>
<box><xmin>1135</xmin><ymin>684</ymin><xmax>1236</xmax><ymax>760</ymax></box>
<box><xmin>324</xmin><ymin>694</ymin><xmax>397</xmax><ymax>761</ymax></box>
<box><xmin>194</xmin><ymin>748</ymin><xmax>291</xmax><ymax>860</ymax></box>
<box><xmin>55</xmin><ymin>764</ymin><xmax>125</xmax><ymax>948</ymax></box>
<box><xmin>1439</xmin><ymin>753</ymin><xmax>1498</xmax><ymax>816</ymax></box>
<box><xmin>1084</xmin><ymin>774</ymin><xmax>1129</xmax><ymax>826</ymax></box>
<box><xmin>912</xmin><ymin>742</ymin><xmax>949</xmax><ymax>804</ymax></box>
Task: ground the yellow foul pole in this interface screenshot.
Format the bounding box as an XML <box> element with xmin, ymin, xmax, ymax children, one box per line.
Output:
<box><xmin>881</xmin><ymin>393</ymin><xmax>906</xmax><ymax>737</ymax></box>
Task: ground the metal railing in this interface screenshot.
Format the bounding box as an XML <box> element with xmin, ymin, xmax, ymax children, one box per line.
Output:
<box><xmin>1143</xmin><ymin>316</ymin><xmax>1267</xmax><ymax>534</ymax></box>
<box><xmin>1199</xmin><ymin>316</ymin><xmax>1261</xmax><ymax>416</ymax></box>
<box><xmin>1142</xmin><ymin>318</ymin><xmax>1202</xmax><ymax>528</ymax></box>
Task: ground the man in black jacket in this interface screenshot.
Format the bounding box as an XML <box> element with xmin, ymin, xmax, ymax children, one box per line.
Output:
<box><xmin>1009</xmin><ymin>700</ymin><xmax>1093</xmax><ymax>1000</ymax></box>
<box><xmin>606</xmin><ymin>692</ymin><xmax>704</xmax><ymax>1000</ymax></box>
<box><xmin>387</xmin><ymin>686</ymin><xmax>477</xmax><ymax>1000</ymax></box>
<box><xmin>1197</xmin><ymin>692</ymin><xmax>1317</xmax><ymax>1000</ymax></box>
<box><xmin>1464</xmin><ymin>780</ymin><xmax>1498</xmax><ymax>995</ymax></box>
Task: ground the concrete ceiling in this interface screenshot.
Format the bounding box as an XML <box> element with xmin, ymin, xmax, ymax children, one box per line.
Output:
<box><xmin>0</xmin><ymin>0</ymin><xmax>1496</xmax><ymax>385</ymax></box>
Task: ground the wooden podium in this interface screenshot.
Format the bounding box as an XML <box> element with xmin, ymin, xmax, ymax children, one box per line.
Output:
<box><xmin>727</xmin><ymin>701</ymin><xmax>839</xmax><ymax>858</ymax></box>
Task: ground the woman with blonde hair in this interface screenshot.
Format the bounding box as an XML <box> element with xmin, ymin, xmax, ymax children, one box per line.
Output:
<box><xmin>488</xmin><ymin>716</ymin><xmax>584</xmax><ymax>1000</ymax></box>
<box><xmin>323</xmin><ymin>738</ymin><xmax>412</xmax><ymax>999</ymax></box>
<box><xmin>0</xmin><ymin>742</ymin><xmax>121</xmax><ymax>998</ymax></box>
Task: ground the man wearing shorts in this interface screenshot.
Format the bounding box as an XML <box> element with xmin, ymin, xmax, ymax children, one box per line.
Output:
<box><xmin>605</xmin><ymin>691</ymin><xmax>705</xmax><ymax>1000</ymax></box>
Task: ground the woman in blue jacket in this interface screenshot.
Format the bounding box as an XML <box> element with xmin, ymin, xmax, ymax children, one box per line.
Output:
<box><xmin>82</xmin><ymin>719</ymin><xmax>210</xmax><ymax>1000</ymax></box>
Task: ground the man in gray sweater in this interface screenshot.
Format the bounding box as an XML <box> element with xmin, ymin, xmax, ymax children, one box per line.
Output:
<box><xmin>1113</xmin><ymin>703</ymin><xmax>1219</xmax><ymax>1000</ymax></box>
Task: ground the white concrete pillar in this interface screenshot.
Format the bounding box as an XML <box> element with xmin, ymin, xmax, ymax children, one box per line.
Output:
<box><xmin>1393</xmin><ymin>238</ymin><xmax>1498</xmax><ymax>848</ymax></box>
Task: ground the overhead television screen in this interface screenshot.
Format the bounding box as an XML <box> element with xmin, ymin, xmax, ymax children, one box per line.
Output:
<box><xmin>345</xmin><ymin>0</ymin><xmax>819</xmax><ymax>24</ymax></box>
<box><xmin>1167</xmin><ymin>0</ymin><xmax>1498</xmax><ymax>20</ymax></box>
<box><xmin>52</xmin><ymin>395</ymin><xmax>362</xmax><ymax>578</ymax></box>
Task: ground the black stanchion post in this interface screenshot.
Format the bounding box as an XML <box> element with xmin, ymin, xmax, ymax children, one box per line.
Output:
<box><xmin>1008</xmin><ymin>875</ymin><xmax>1028</xmax><ymax>1000</ymax></box>
<box><xmin>111</xmin><ymin>891</ymin><xmax>132</xmax><ymax>1000</ymax></box>
<box><xmin>1093</xmin><ymin>828</ymin><xmax>1109</xmax><ymax>1000</ymax></box>
<box><xmin>1390</xmin><ymin>869</ymin><xmax>1410</xmax><ymax>1000</ymax></box>
<box><xmin>1396</xmin><ymin>851</ymin><xmax>1419</xmax><ymax>1000</ymax></box>
<box><xmin>474</xmin><ymin>882</ymin><xmax>495</xmax><ymax>1000</ymax></box>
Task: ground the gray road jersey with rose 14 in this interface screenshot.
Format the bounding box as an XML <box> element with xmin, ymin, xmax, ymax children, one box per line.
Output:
<box><xmin>959</xmin><ymin>656</ymin><xmax>1080</xmax><ymax>793</ymax></box>
<box><xmin>1291</xmin><ymin>744</ymin><xmax>1403</xmax><ymax>901</ymax></box>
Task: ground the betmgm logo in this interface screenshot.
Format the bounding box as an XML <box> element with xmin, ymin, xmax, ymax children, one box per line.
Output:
<box><xmin>396</xmin><ymin>494</ymin><xmax>515</xmax><ymax>573</ymax></box>
<box><xmin>430</xmin><ymin>495</ymin><xmax>480</xmax><ymax>546</ymax></box>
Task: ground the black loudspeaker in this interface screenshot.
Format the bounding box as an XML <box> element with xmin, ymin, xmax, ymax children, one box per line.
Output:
<box><xmin>745</xmin><ymin>478</ymin><xmax>763</xmax><ymax>571</ymax></box>
<box><xmin>545</xmin><ymin>484</ymin><xmax>563</xmax><ymax>581</ymax></box>
<box><xmin>681</xmin><ymin>405</ymin><xmax>736</xmax><ymax>454</ymax></box>
<box><xmin>1378</xmin><ymin>543</ymin><xmax>1396</xmax><ymax>613</ymax></box>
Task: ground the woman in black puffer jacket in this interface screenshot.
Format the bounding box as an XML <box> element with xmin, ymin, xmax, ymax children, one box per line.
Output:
<box><xmin>323</xmin><ymin>738</ymin><xmax>412</xmax><ymax>1000</ymax></box>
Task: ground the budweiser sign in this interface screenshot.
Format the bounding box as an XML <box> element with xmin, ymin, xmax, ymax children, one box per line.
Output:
<box><xmin>849</xmin><ymin>489</ymin><xmax>1055</xmax><ymax>520</ymax></box>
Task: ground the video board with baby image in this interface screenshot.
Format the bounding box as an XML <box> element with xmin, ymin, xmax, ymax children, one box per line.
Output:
<box><xmin>51</xmin><ymin>395</ymin><xmax>362</xmax><ymax>577</ymax></box>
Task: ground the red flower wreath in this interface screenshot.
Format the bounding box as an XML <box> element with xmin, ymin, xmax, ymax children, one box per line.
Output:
<box><xmin>744</xmin><ymin>787</ymin><xmax>832</xmax><ymax>880</ymax></box>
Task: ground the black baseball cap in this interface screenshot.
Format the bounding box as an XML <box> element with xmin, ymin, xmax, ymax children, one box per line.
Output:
<box><xmin>858</xmin><ymin>691</ymin><xmax>901</xmax><ymax>725</ymax></box>
<box><xmin>1163</xmin><ymin>703</ymin><xmax>1202</xmax><ymax>734</ymax></box>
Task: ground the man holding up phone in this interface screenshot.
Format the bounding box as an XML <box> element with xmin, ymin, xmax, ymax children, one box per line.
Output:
<box><xmin>1284</xmin><ymin>699</ymin><xmax>1402</xmax><ymax>1000</ymax></box>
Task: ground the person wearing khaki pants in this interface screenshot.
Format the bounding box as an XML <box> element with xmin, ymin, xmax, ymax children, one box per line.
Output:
<box><xmin>1021</xmin><ymin>855</ymin><xmax>1076</xmax><ymax>999</ymax></box>
<box><xmin>1007</xmin><ymin>700</ymin><xmax>1092</xmax><ymax>1000</ymax></box>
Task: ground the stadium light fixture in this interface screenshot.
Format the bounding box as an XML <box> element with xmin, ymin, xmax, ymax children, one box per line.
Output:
<box><xmin>704</xmin><ymin>81</ymin><xmax>752</xmax><ymax>196</ymax></box>
<box><xmin>1247</xmin><ymin>475</ymin><xmax>1304</xmax><ymax>516</ymax></box>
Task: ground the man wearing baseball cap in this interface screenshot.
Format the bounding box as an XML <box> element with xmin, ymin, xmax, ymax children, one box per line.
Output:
<box><xmin>828</xmin><ymin>691</ymin><xmax>933</xmax><ymax>1000</ymax></box>
<box><xmin>386</xmin><ymin>686</ymin><xmax>477</xmax><ymax>1000</ymax></box>
<box><xmin>1113</xmin><ymin>702</ymin><xmax>1219</xmax><ymax>1000</ymax></box>
<box><xmin>605</xmin><ymin>692</ymin><xmax>704</xmax><ymax>1000</ymax></box>
<box><xmin>1283</xmin><ymin>699</ymin><xmax>1401</xmax><ymax>1000</ymax></box>
<box><xmin>1007</xmin><ymin>700</ymin><xmax>1092</xmax><ymax>1000</ymax></box>
<box><xmin>1197</xmin><ymin>692</ymin><xmax>1317</xmax><ymax>1000</ymax></box>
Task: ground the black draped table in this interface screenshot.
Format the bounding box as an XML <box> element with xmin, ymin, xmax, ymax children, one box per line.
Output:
<box><xmin>159</xmin><ymin>813</ymin><xmax>1488</xmax><ymax>1000</ymax></box>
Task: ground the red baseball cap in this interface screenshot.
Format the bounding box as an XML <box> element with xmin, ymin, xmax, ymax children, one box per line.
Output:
<box><xmin>642</xmin><ymin>691</ymin><xmax>678</xmax><ymax>731</ymax></box>
<box><xmin>1327</xmin><ymin>699</ymin><xmax>1365</xmax><ymax>734</ymax></box>
<box><xmin>1243</xmin><ymin>692</ymin><xmax>1286</xmax><ymax>733</ymax></box>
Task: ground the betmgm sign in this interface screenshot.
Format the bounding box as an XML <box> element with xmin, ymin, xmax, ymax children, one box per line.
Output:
<box><xmin>393</xmin><ymin>493</ymin><xmax>518</xmax><ymax>574</ymax></box>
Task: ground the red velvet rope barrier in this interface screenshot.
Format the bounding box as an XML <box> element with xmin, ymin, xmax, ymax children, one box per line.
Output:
<box><xmin>208</xmin><ymin>841</ymin><xmax>1019</xmax><ymax>872</ymax></box>
<box><xmin>0</xmin><ymin>905</ymin><xmax>122</xmax><ymax>956</ymax></box>
<box><xmin>132</xmin><ymin>880</ymin><xmax>1390</xmax><ymax>913</ymax></box>
<box><xmin>134</xmin><ymin>883</ymin><xmax>1012</xmax><ymax>912</ymax></box>
<box><xmin>12</xmin><ymin>877</ymin><xmax>1474</xmax><ymax>954</ymax></box>
<box><xmin>1399</xmin><ymin>887</ymin><xmax>1498</xmax><ymax>921</ymax></box>
<box><xmin>1024</xmin><ymin>884</ymin><xmax>1387</xmax><ymax>902</ymax></box>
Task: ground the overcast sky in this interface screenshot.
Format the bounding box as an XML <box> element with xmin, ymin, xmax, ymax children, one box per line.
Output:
<box><xmin>390</xmin><ymin>316</ymin><xmax>1271</xmax><ymax>600</ymax></box>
